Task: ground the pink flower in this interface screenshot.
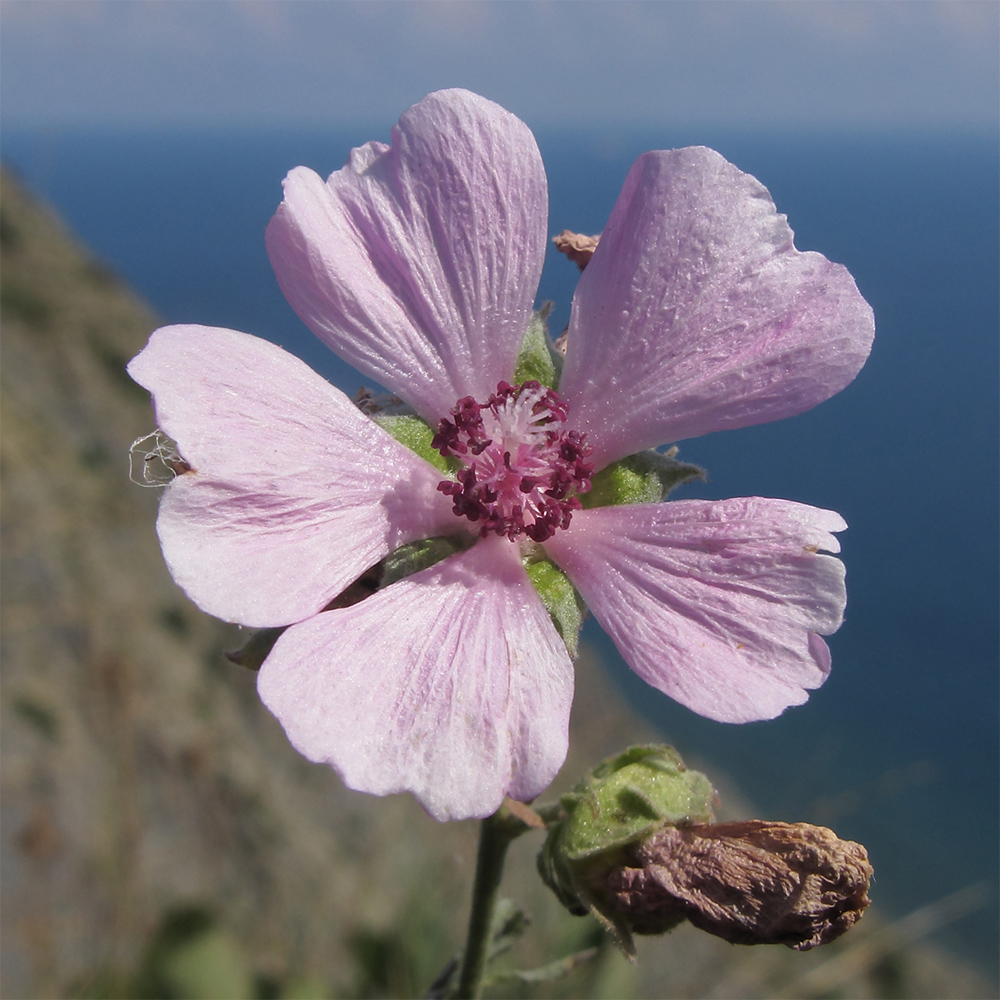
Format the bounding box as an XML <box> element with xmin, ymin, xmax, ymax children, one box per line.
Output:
<box><xmin>128</xmin><ymin>90</ymin><xmax>873</xmax><ymax>821</ymax></box>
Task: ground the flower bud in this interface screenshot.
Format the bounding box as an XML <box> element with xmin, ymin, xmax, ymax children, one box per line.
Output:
<box><xmin>538</xmin><ymin>747</ymin><xmax>872</xmax><ymax>953</ymax></box>
<box><xmin>537</xmin><ymin>745</ymin><xmax>716</xmax><ymax>932</ymax></box>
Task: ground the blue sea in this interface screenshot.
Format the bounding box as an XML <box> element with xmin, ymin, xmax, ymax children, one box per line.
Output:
<box><xmin>3</xmin><ymin>123</ymin><xmax>997</xmax><ymax>977</ymax></box>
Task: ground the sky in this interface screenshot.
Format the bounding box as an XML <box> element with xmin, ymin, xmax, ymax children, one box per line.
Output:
<box><xmin>2</xmin><ymin>0</ymin><xmax>997</xmax><ymax>131</ymax></box>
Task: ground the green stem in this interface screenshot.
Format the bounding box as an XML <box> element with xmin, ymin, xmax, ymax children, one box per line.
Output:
<box><xmin>456</xmin><ymin>810</ymin><xmax>513</xmax><ymax>999</ymax></box>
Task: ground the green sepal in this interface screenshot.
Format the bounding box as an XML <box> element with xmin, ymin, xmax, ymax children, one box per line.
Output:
<box><xmin>582</xmin><ymin>449</ymin><xmax>705</xmax><ymax>508</ymax></box>
<box><xmin>514</xmin><ymin>307</ymin><xmax>561</xmax><ymax>388</ymax></box>
<box><xmin>381</xmin><ymin>534</ymin><xmax>475</xmax><ymax>588</ymax></box>
<box><xmin>373</xmin><ymin>413</ymin><xmax>455</xmax><ymax>474</ymax></box>
<box><xmin>557</xmin><ymin>745</ymin><xmax>715</xmax><ymax>862</ymax></box>
<box><xmin>225</xmin><ymin>627</ymin><xmax>286</xmax><ymax>671</ymax></box>
<box><xmin>226</xmin><ymin>537</ymin><xmax>477</xmax><ymax>669</ymax></box>
<box><xmin>538</xmin><ymin>745</ymin><xmax>715</xmax><ymax>931</ymax></box>
<box><xmin>526</xmin><ymin>558</ymin><xmax>586</xmax><ymax>657</ymax></box>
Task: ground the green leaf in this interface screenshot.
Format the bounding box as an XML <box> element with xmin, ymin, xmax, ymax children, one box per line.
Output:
<box><xmin>487</xmin><ymin>898</ymin><xmax>530</xmax><ymax>961</ymax></box>
<box><xmin>583</xmin><ymin>449</ymin><xmax>705</xmax><ymax>508</ymax></box>
<box><xmin>485</xmin><ymin>947</ymin><xmax>599</xmax><ymax>986</ymax></box>
<box><xmin>525</xmin><ymin>558</ymin><xmax>586</xmax><ymax>657</ymax></box>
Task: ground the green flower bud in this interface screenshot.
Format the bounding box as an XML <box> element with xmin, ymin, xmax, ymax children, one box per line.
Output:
<box><xmin>537</xmin><ymin>745</ymin><xmax>715</xmax><ymax>937</ymax></box>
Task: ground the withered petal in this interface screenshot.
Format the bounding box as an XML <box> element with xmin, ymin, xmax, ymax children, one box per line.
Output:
<box><xmin>552</xmin><ymin>230</ymin><xmax>601</xmax><ymax>270</ymax></box>
<box><xmin>607</xmin><ymin>820</ymin><xmax>872</xmax><ymax>950</ymax></box>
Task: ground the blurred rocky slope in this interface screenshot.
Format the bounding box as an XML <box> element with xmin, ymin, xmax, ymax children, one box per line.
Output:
<box><xmin>1</xmin><ymin>169</ymin><xmax>994</xmax><ymax>1000</ymax></box>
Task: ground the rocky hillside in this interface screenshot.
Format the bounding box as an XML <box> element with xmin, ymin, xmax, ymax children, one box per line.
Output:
<box><xmin>1</xmin><ymin>169</ymin><xmax>992</xmax><ymax>1000</ymax></box>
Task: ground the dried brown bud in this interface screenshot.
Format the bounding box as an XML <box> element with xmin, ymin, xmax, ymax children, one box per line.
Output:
<box><xmin>552</xmin><ymin>230</ymin><xmax>601</xmax><ymax>270</ymax></box>
<box><xmin>600</xmin><ymin>820</ymin><xmax>872</xmax><ymax>951</ymax></box>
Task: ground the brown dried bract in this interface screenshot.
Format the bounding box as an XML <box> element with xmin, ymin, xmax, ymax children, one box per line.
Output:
<box><xmin>605</xmin><ymin>820</ymin><xmax>872</xmax><ymax>950</ymax></box>
<box><xmin>503</xmin><ymin>797</ymin><xmax>547</xmax><ymax>830</ymax></box>
<box><xmin>552</xmin><ymin>230</ymin><xmax>601</xmax><ymax>270</ymax></box>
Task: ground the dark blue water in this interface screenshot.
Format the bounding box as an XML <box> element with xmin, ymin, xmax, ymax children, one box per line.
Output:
<box><xmin>3</xmin><ymin>124</ymin><xmax>997</xmax><ymax>977</ymax></box>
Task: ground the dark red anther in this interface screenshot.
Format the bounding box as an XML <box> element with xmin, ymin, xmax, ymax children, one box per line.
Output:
<box><xmin>433</xmin><ymin>381</ymin><xmax>594</xmax><ymax>542</ymax></box>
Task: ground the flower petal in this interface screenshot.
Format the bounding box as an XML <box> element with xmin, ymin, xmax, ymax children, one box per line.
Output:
<box><xmin>266</xmin><ymin>89</ymin><xmax>548</xmax><ymax>424</ymax></box>
<box><xmin>559</xmin><ymin>148</ymin><xmax>874</xmax><ymax>468</ymax></box>
<box><xmin>127</xmin><ymin>325</ymin><xmax>458</xmax><ymax>627</ymax></box>
<box><xmin>257</xmin><ymin>536</ymin><xmax>574</xmax><ymax>821</ymax></box>
<box><xmin>543</xmin><ymin>499</ymin><xmax>847</xmax><ymax>723</ymax></box>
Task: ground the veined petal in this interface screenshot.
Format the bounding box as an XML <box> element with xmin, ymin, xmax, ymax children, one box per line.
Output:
<box><xmin>543</xmin><ymin>499</ymin><xmax>847</xmax><ymax>723</ymax></box>
<box><xmin>266</xmin><ymin>89</ymin><xmax>548</xmax><ymax>425</ymax></box>
<box><xmin>257</xmin><ymin>536</ymin><xmax>574</xmax><ymax>821</ymax></box>
<box><xmin>560</xmin><ymin>148</ymin><xmax>874</xmax><ymax>468</ymax></box>
<box><xmin>127</xmin><ymin>325</ymin><xmax>458</xmax><ymax>627</ymax></box>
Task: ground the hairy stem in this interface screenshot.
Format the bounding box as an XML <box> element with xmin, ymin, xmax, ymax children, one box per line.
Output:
<box><xmin>456</xmin><ymin>810</ymin><xmax>513</xmax><ymax>999</ymax></box>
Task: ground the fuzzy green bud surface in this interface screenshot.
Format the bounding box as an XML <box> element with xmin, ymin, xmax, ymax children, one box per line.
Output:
<box><xmin>538</xmin><ymin>745</ymin><xmax>715</xmax><ymax>924</ymax></box>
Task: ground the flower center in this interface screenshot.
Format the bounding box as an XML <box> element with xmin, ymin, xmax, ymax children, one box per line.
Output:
<box><xmin>432</xmin><ymin>381</ymin><xmax>594</xmax><ymax>542</ymax></box>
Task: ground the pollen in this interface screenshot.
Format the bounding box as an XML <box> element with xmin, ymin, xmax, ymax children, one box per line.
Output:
<box><xmin>432</xmin><ymin>381</ymin><xmax>594</xmax><ymax>542</ymax></box>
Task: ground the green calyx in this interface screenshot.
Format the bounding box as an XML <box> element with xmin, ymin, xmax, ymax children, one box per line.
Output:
<box><xmin>225</xmin><ymin>536</ymin><xmax>475</xmax><ymax>671</ymax></box>
<box><xmin>525</xmin><ymin>558</ymin><xmax>585</xmax><ymax>657</ymax></box>
<box><xmin>555</xmin><ymin>745</ymin><xmax>716</xmax><ymax>862</ymax></box>
<box><xmin>225</xmin><ymin>626</ymin><xmax>286</xmax><ymax>672</ymax></box>
<box><xmin>371</xmin><ymin>305</ymin><xmax>564</xmax><ymax>473</ymax></box>
<box><xmin>372</xmin><ymin>413</ymin><xmax>455</xmax><ymax>474</ymax></box>
<box><xmin>381</xmin><ymin>534</ymin><xmax>475</xmax><ymax>588</ymax></box>
<box><xmin>583</xmin><ymin>449</ymin><xmax>705</xmax><ymax>508</ymax></box>
<box><xmin>538</xmin><ymin>745</ymin><xmax>715</xmax><ymax>930</ymax></box>
<box><xmin>513</xmin><ymin>306</ymin><xmax>562</xmax><ymax>388</ymax></box>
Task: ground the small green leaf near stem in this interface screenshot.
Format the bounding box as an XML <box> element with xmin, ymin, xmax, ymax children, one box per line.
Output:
<box><xmin>484</xmin><ymin>946</ymin><xmax>600</xmax><ymax>986</ymax></box>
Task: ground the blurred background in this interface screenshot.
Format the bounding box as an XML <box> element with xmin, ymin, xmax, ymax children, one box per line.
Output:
<box><xmin>2</xmin><ymin>2</ymin><xmax>997</xmax><ymax>998</ymax></box>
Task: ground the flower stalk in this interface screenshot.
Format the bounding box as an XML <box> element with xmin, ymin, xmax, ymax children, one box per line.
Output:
<box><xmin>457</xmin><ymin>805</ymin><xmax>531</xmax><ymax>999</ymax></box>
